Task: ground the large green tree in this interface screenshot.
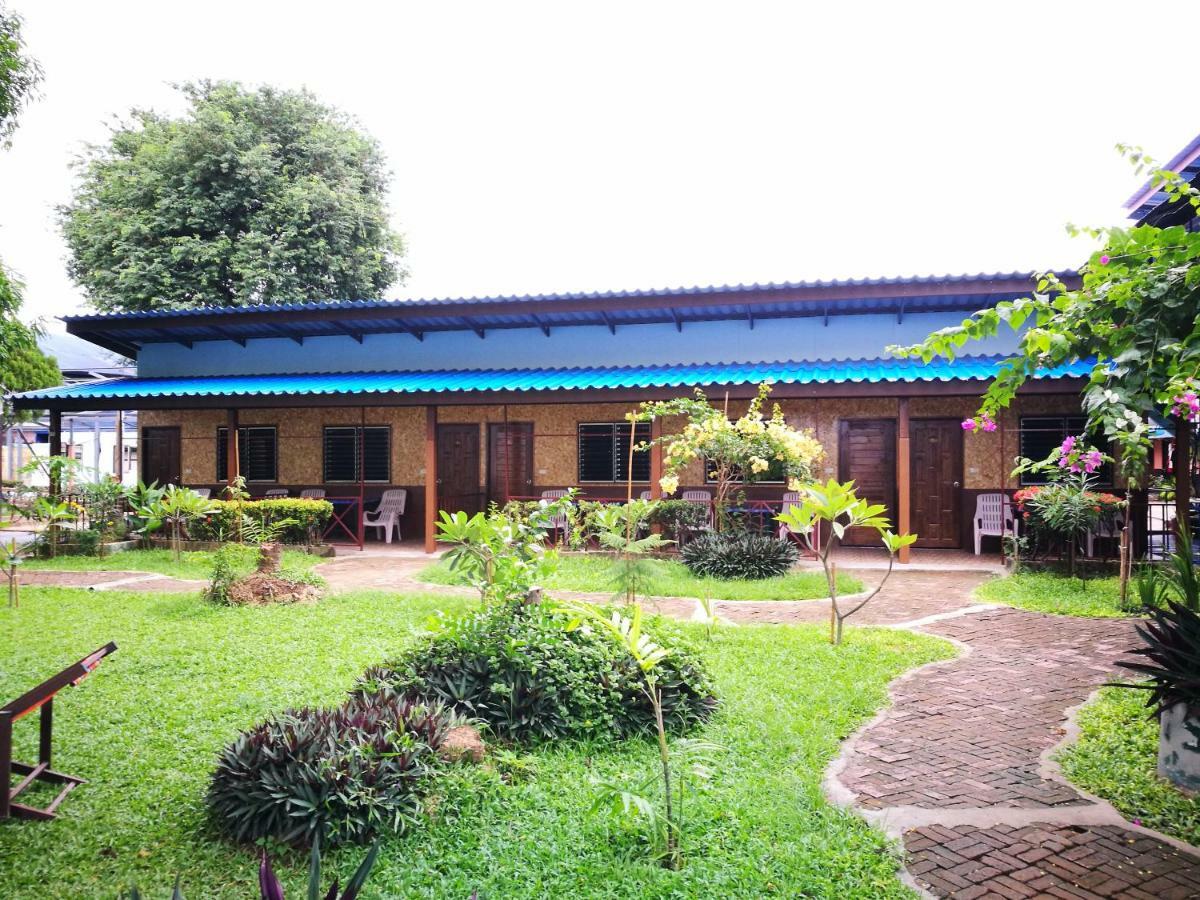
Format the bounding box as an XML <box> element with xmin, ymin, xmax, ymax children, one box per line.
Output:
<box><xmin>892</xmin><ymin>146</ymin><xmax>1200</xmax><ymax>537</ymax></box>
<box><xmin>0</xmin><ymin>2</ymin><xmax>57</xmax><ymax>400</ymax></box>
<box><xmin>61</xmin><ymin>81</ymin><xmax>406</xmax><ymax>312</ymax></box>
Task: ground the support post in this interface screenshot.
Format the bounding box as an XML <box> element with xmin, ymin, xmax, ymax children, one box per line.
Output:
<box><xmin>0</xmin><ymin>710</ymin><xmax>11</xmax><ymax>820</ymax></box>
<box><xmin>114</xmin><ymin>411</ymin><xmax>124</xmax><ymax>479</ymax></box>
<box><xmin>649</xmin><ymin>417</ymin><xmax>663</xmax><ymax>499</ymax></box>
<box><xmin>897</xmin><ymin>398</ymin><xmax>911</xmax><ymax>564</ymax></box>
<box><xmin>425</xmin><ymin>406</ymin><xmax>438</xmax><ymax>554</ymax></box>
<box><xmin>225</xmin><ymin>409</ymin><xmax>239</xmax><ymax>489</ymax></box>
<box><xmin>39</xmin><ymin>698</ymin><xmax>52</xmax><ymax>765</ymax></box>
<box><xmin>1173</xmin><ymin>415</ymin><xmax>1191</xmax><ymax>552</ymax></box>
<box><xmin>48</xmin><ymin>410</ymin><xmax>62</xmax><ymax>500</ymax></box>
<box><xmin>92</xmin><ymin>416</ymin><xmax>101</xmax><ymax>477</ymax></box>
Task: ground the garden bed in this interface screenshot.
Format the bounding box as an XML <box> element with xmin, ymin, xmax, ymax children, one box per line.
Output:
<box><xmin>0</xmin><ymin>586</ymin><xmax>949</xmax><ymax>898</ymax></box>
<box><xmin>975</xmin><ymin>572</ymin><xmax>1130</xmax><ymax>618</ymax></box>
<box><xmin>1058</xmin><ymin>686</ymin><xmax>1200</xmax><ymax>845</ymax></box>
<box><xmin>418</xmin><ymin>553</ymin><xmax>863</xmax><ymax>601</ymax></box>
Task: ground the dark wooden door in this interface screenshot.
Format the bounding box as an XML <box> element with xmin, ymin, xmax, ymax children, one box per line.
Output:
<box><xmin>910</xmin><ymin>419</ymin><xmax>963</xmax><ymax>548</ymax></box>
<box><xmin>437</xmin><ymin>424</ymin><xmax>482</xmax><ymax>516</ymax></box>
<box><xmin>488</xmin><ymin>422</ymin><xmax>533</xmax><ymax>507</ymax></box>
<box><xmin>141</xmin><ymin>427</ymin><xmax>181</xmax><ymax>486</ymax></box>
<box><xmin>838</xmin><ymin>419</ymin><xmax>897</xmax><ymax>546</ymax></box>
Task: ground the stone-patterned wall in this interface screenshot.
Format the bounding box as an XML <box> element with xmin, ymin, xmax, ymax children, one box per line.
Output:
<box><xmin>138</xmin><ymin>392</ymin><xmax>1087</xmax><ymax>493</ymax></box>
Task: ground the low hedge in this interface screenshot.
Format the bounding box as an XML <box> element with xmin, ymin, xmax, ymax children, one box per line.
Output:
<box><xmin>189</xmin><ymin>498</ymin><xmax>333</xmax><ymax>544</ymax></box>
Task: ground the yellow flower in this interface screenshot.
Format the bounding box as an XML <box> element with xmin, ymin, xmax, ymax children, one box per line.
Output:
<box><xmin>659</xmin><ymin>474</ymin><xmax>680</xmax><ymax>495</ymax></box>
<box><xmin>749</xmin><ymin>456</ymin><xmax>769</xmax><ymax>473</ymax></box>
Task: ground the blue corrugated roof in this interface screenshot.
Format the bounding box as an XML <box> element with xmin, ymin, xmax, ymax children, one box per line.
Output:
<box><xmin>62</xmin><ymin>271</ymin><xmax>1063</xmax><ymax>323</ymax></box>
<box><xmin>13</xmin><ymin>356</ymin><xmax>1093</xmax><ymax>404</ymax></box>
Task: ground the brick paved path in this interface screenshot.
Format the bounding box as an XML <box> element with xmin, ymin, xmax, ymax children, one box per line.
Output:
<box><xmin>826</xmin><ymin>571</ymin><xmax>1200</xmax><ymax>899</ymax></box>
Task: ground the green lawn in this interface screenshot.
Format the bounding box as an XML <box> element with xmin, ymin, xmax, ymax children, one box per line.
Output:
<box><xmin>418</xmin><ymin>553</ymin><xmax>863</xmax><ymax>601</ymax></box>
<box><xmin>22</xmin><ymin>546</ymin><xmax>324</xmax><ymax>581</ymax></box>
<box><xmin>975</xmin><ymin>573</ymin><xmax>1129</xmax><ymax>618</ymax></box>
<box><xmin>1058</xmin><ymin>686</ymin><xmax>1200</xmax><ymax>845</ymax></box>
<box><xmin>0</xmin><ymin>586</ymin><xmax>949</xmax><ymax>898</ymax></box>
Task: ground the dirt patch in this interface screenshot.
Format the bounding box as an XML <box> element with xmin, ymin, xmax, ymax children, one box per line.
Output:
<box><xmin>224</xmin><ymin>573</ymin><xmax>320</xmax><ymax>606</ymax></box>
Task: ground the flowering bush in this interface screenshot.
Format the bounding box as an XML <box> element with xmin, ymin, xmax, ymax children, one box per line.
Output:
<box><xmin>961</xmin><ymin>413</ymin><xmax>997</xmax><ymax>434</ymax></box>
<box><xmin>1168</xmin><ymin>377</ymin><xmax>1200</xmax><ymax>423</ymax></box>
<box><xmin>635</xmin><ymin>382</ymin><xmax>824</xmax><ymax>530</ymax></box>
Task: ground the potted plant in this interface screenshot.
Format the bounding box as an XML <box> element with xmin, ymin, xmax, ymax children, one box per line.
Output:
<box><xmin>1116</xmin><ymin>597</ymin><xmax>1200</xmax><ymax>793</ymax></box>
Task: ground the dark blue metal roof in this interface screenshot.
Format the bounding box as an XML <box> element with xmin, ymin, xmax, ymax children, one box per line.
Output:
<box><xmin>1125</xmin><ymin>132</ymin><xmax>1200</xmax><ymax>222</ymax></box>
<box><xmin>14</xmin><ymin>355</ymin><xmax>1093</xmax><ymax>405</ymax></box>
<box><xmin>60</xmin><ymin>270</ymin><xmax>1080</xmax><ymax>360</ymax></box>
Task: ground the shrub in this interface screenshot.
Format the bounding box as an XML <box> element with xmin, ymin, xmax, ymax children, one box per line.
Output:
<box><xmin>353</xmin><ymin>598</ymin><xmax>717</xmax><ymax>743</ymax></box>
<box><xmin>204</xmin><ymin>544</ymin><xmax>247</xmax><ymax>605</ymax></box>
<box><xmin>190</xmin><ymin>498</ymin><xmax>332</xmax><ymax>544</ymax></box>
<box><xmin>680</xmin><ymin>531</ymin><xmax>799</xmax><ymax>580</ymax></box>
<box><xmin>207</xmin><ymin>693</ymin><xmax>452</xmax><ymax>847</ymax></box>
<box><xmin>647</xmin><ymin>499</ymin><xmax>710</xmax><ymax>541</ymax></box>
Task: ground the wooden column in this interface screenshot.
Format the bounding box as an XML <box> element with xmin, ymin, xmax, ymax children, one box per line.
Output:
<box><xmin>226</xmin><ymin>409</ymin><xmax>239</xmax><ymax>488</ymax></box>
<box><xmin>1173</xmin><ymin>415</ymin><xmax>1191</xmax><ymax>548</ymax></box>
<box><xmin>649</xmin><ymin>417</ymin><xmax>663</xmax><ymax>499</ymax></box>
<box><xmin>896</xmin><ymin>398</ymin><xmax>911</xmax><ymax>564</ymax></box>
<box><xmin>114</xmin><ymin>411</ymin><xmax>124</xmax><ymax>479</ymax></box>
<box><xmin>424</xmin><ymin>405</ymin><xmax>438</xmax><ymax>553</ymax></box>
<box><xmin>48</xmin><ymin>410</ymin><xmax>62</xmax><ymax>500</ymax></box>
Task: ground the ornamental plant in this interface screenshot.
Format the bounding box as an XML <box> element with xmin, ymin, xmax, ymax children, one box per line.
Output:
<box><xmin>891</xmin><ymin>144</ymin><xmax>1200</xmax><ymax>533</ymax></box>
<box><xmin>1011</xmin><ymin>436</ymin><xmax>1121</xmax><ymax>575</ymax></box>
<box><xmin>634</xmin><ymin>382</ymin><xmax>823</xmax><ymax>531</ymax></box>
<box><xmin>775</xmin><ymin>479</ymin><xmax>916</xmax><ymax>645</ymax></box>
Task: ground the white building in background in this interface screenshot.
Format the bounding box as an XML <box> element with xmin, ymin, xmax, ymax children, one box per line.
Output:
<box><xmin>2</xmin><ymin>332</ymin><xmax>139</xmax><ymax>487</ymax></box>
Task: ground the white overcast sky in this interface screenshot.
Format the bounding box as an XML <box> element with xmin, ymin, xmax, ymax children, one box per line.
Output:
<box><xmin>0</xmin><ymin>0</ymin><xmax>1195</xmax><ymax>331</ymax></box>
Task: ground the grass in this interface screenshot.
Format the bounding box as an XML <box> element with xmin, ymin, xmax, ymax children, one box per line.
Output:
<box><xmin>975</xmin><ymin>572</ymin><xmax>1130</xmax><ymax>618</ymax></box>
<box><xmin>22</xmin><ymin>546</ymin><xmax>324</xmax><ymax>581</ymax></box>
<box><xmin>418</xmin><ymin>553</ymin><xmax>863</xmax><ymax>601</ymax></box>
<box><xmin>1058</xmin><ymin>686</ymin><xmax>1200</xmax><ymax>846</ymax></box>
<box><xmin>0</xmin><ymin>586</ymin><xmax>950</xmax><ymax>898</ymax></box>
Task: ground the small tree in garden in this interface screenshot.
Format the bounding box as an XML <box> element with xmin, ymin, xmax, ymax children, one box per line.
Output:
<box><xmin>590</xmin><ymin>500</ymin><xmax>671</xmax><ymax>606</ymax></box>
<box><xmin>634</xmin><ymin>382</ymin><xmax>823</xmax><ymax>531</ymax></box>
<box><xmin>890</xmin><ymin>145</ymin><xmax>1200</xmax><ymax>540</ymax></box>
<box><xmin>559</xmin><ymin>600</ymin><xmax>720</xmax><ymax>870</ymax></box>
<box><xmin>138</xmin><ymin>485</ymin><xmax>217</xmax><ymax>562</ymax></box>
<box><xmin>776</xmin><ymin>479</ymin><xmax>917</xmax><ymax>645</ymax></box>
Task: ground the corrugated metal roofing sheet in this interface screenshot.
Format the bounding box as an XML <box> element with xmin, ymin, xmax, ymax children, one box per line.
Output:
<box><xmin>14</xmin><ymin>356</ymin><xmax>1093</xmax><ymax>403</ymax></box>
<box><xmin>62</xmin><ymin>270</ymin><xmax>1067</xmax><ymax>324</ymax></box>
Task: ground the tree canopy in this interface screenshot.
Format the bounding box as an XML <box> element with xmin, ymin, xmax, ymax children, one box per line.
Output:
<box><xmin>0</xmin><ymin>2</ymin><xmax>41</xmax><ymax>147</ymax></box>
<box><xmin>61</xmin><ymin>81</ymin><xmax>406</xmax><ymax>312</ymax></box>
<box><xmin>0</xmin><ymin>3</ymin><xmax>57</xmax><ymax>400</ymax></box>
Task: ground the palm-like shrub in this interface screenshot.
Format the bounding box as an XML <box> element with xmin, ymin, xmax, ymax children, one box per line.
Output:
<box><xmin>1117</xmin><ymin>600</ymin><xmax>1200</xmax><ymax>714</ymax></box>
<box><xmin>353</xmin><ymin>598</ymin><xmax>717</xmax><ymax>743</ymax></box>
<box><xmin>207</xmin><ymin>694</ymin><xmax>451</xmax><ymax>847</ymax></box>
<box><xmin>680</xmin><ymin>532</ymin><xmax>799</xmax><ymax>580</ymax></box>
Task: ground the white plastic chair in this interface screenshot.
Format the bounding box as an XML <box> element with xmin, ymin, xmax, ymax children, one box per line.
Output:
<box><xmin>299</xmin><ymin>488</ymin><xmax>326</xmax><ymax>500</ymax></box>
<box><xmin>973</xmin><ymin>493</ymin><xmax>1016</xmax><ymax>555</ymax></box>
<box><xmin>364</xmin><ymin>489</ymin><xmax>407</xmax><ymax>543</ymax></box>
<box><xmin>264</xmin><ymin>488</ymin><xmax>289</xmax><ymax>499</ymax></box>
<box><xmin>540</xmin><ymin>489</ymin><xmax>571</xmax><ymax>540</ymax></box>
<box><xmin>777</xmin><ymin>490</ymin><xmax>803</xmax><ymax>541</ymax></box>
<box><xmin>639</xmin><ymin>490</ymin><xmax>653</xmax><ymax>501</ymax></box>
<box><xmin>1086</xmin><ymin>512</ymin><xmax>1126</xmax><ymax>558</ymax></box>
<box><xmin>191</xmin><ymin>488</ymin><xmax>211</xmax><ymax>500</ymax></box>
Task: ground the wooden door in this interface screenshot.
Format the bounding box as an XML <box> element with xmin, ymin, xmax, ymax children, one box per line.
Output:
<box><xmin>838</xmin><ymin>419</ymin><xmax>896</xmax><ymax>546</ymax></box>
<box><xmin>141</xmin><ymin>427</ymin><xmax>181</xmax><ymax>486</ymax></box>
<box><xmin>488</xmin><ymin>422</ymin><xmax>533</xmax><ymax>507</ymax></box>
<box><xmin>437</xmin><ymin>424</ymin><xmax>482</xmax><ymax>516</ymax></box>
<box><xmin>910</xmin><ymin>419</ymin><xmax>963</xmax><ymax>548</ymax></box>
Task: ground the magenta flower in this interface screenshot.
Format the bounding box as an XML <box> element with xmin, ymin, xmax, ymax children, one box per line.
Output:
<box><xmin>1100</xmin><ymin>254</ymin><xmax>1110</xmax><ymax>265</ymax></box>
<box><xmin>981</xmin><ymin>416</ymin><xmax>997</xmax><ymax>433</ymax></box>
<box><xmin>961</xmin><ymin>418</ymin><xmax>976</xmax><ymax>432</ymax></box>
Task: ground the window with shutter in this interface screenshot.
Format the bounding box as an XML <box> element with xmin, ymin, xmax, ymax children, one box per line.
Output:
<box><xmin>1018</xmin><ymin>416</ymin><xmax>1111</xmax><ymax>485</ymax></box>
<box><xmin>216</xmin><ymin>427</ymin><xmax>278</xmax><ymax>482</ymax></box>
<box><xmin>323</xmin><ymin>426</ymin><xmax>391</xmax><ymax>483</ymax></box>
<box><xmin>577</xmin><ymin>422</ymin><xmax>651</xmax><ymax>483</ymax></box>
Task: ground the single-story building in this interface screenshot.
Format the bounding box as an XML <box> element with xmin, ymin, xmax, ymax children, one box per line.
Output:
<box><xmin>11</xmin><ymin>271</ymin><xmax>1097</xmax><ymax>557</ymax></box>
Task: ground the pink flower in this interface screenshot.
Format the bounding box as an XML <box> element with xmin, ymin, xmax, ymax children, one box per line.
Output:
<box><xmin>1099</xmin><ymin>254</ymin><xmax>1110</xmax><ymax>265</ymax></box>
<box><xmin>961</xmin><ymin>418</ymin><xmax>976</xmax><ymax>432</ymax></box>
<box><xmin>981</xmin><ymin>416</ymin><xmax>997</xmax><ymax>433</ymax></box>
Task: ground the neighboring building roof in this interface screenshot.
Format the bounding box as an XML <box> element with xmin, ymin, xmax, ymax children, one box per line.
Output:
<box><xmin>11</xmin><ymin>355</ymin><xmax>1094</xmax><ymax>410</ymax></box>
<box><xmin>61</xmin><ymin>270</ymin><xmax>1079</xmax><ymax>359</ymax></box>
<box><xmin>1124</xmin><ymin>132</ymin><xmax>1200</xmax><ymax>225</ymax></box>
<box><xmin>37</xmin><ymin>331</ymin><xmax>134</xmax><ymax>380</ymax></box>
